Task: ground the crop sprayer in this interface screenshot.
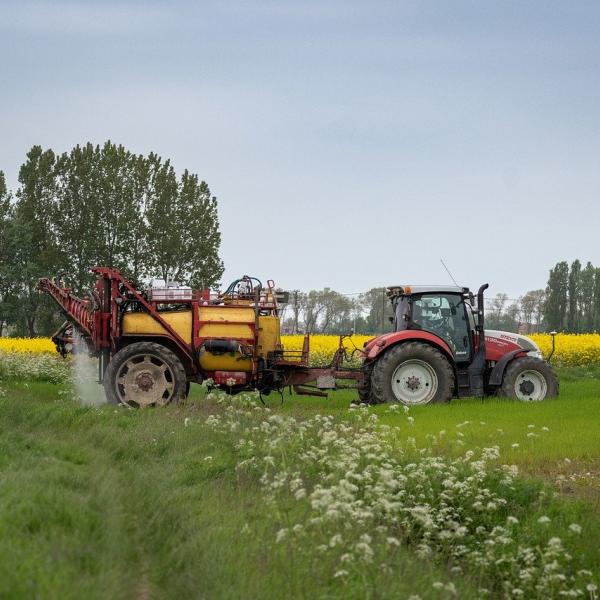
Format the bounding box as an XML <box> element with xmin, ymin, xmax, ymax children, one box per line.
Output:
<box><xmin>38</xmin><ymin>268</ymin><xmax>558</xmax><ymax>408</ymax></box>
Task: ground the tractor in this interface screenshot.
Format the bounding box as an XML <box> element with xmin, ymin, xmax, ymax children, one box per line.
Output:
<box><xmin>38</xmin><ymin>269</ymin><xmax>558</xmax><ymax>407</ymax></box>
<box><xmin>359</xmin><ymin>284</ymin><xmax>558</xmax><ymax>405</ymax></box>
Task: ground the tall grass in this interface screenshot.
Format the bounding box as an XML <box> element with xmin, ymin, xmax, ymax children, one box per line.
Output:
<box><xmin>1</xmin><ymin>380</ymin><xmax>599</xmax><ymax>599</ymax></box>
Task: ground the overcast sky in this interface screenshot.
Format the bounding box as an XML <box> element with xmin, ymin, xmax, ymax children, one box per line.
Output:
<box><xmin>1</xmin><ymin>1</ymin><xmax>599</xmax><ymax>298</ymax></box>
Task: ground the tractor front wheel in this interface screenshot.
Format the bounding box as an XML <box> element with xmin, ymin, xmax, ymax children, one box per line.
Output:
<box><xmin>499</xmin><ymin>357</ymin><xmax>558</xmax><ymax>401</ymax></box>
<box><xmin>371</xmin><ymin>342</ymin><xmax>454</xmax><ymax>405</ymax></box>
<box><xmin>104</xmin><ymin>342</ymin><xmax>188</xmax><ymax>408</ymax></box>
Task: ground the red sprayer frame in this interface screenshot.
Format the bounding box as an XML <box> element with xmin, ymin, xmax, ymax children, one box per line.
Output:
<box><xmin>39</xmin><ymin>267</ymin><xmax>367</xmax><ymax>395</ymax></box>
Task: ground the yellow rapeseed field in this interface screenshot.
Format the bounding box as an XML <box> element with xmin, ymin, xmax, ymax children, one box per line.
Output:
<box><xmin>0</xmin><ymin>337</ymin><xmax>56</xmax><ymax>354</ymax></box>
<box><xmin>530</xmin><ymin>333</ymin><xmax>600</xmax><ymax>367</ymax></box>
<box><xmin>3</xmin><ymin>333</ymin><xmax>600</xmax><ymax>367</ymax></box>
<box><xmin>281</xmin><ymin>334</ymin><xmax>374</xmax><ymax>366</ymax></box>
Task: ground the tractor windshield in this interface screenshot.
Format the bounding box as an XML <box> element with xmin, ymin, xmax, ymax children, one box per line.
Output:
<box><xmin>398</xmin><ymin>293</ymin><xmax>471</xmax><ymax>360</ymax></box>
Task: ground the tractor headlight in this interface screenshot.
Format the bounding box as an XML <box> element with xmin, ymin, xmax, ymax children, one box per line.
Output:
<box><xmin>517</xmin><ymin>336</ymin><xmax>543</xmax><ymax>360</ymax></box>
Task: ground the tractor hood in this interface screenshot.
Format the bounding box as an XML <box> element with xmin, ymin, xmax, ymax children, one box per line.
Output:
<box><xmin>484</xmin><ymin>330</ymin><xmax>543</xmax><ymax>361</ymax></box>
<box><xmin>362</xmin><ymin>329</ymin><xmax>543</xmax><ymax>363</ymax></box>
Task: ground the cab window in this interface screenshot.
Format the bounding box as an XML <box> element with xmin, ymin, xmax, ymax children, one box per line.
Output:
<box><xmin>411</xmin><ymin>294</ymin><xmax>470</xmax><ymax>359</ymax></box>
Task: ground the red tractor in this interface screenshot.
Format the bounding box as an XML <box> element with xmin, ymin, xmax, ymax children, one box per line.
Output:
<box><xmin>359</xmin><ymin>284</ymin><xmax>558</xmax><ymax>404</ymax></box>
<box><xmin>39</xmin><ymin>269</ymin><xmax>558</xmax><ymax>407</ymax></box>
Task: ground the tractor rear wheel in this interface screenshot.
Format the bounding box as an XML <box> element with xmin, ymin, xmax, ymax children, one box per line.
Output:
<box><xmin>499</xmin><ymin>357</ymin><xmax>558</xmax><ymax>401</ymax></box>
<box><xmin>357</xmin><ymin>364</ymin><xmax>374</xmax><ymax>404</ymax></box>
<box><xmin>104</xmin><ymin>342</ymin><xmax>188</xmax><ymax>408</ymax></box>
<box><xmin>371</xmin><ymin>342</ymin><xmax>454</xmax><ymax>405</ymax></box>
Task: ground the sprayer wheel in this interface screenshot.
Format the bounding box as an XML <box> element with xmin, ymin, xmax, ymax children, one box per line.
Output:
<box><xmin>104</xmin><ymin>342</ymin><xmax>188</xmax><ymax>408</ymax></box>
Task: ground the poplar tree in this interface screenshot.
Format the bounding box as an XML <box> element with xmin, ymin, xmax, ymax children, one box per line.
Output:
<box><xmin>593</xmin><ymin>268</ymin><xmax>600</xmax><ymax>331</ymax></box>
<box><xmin>145</xmin><ymin>159</ymin><xmax>224</xmax><ymax>288</ymax></box>
<box><xmin>9</xmin><ymin>146</ymin><xmax>61</xmax><ymax>335</ymax></box>
<box><xmin>544</xmin><ymin>261</ymin><xmax>569</xmax><ymax>331</ymax></box>
<box><xmin>567</xmin><ymin>259</ymin><xmax>581</xmax><ymax>332</ymax></box>
<box><xmin>580</xmin><ymin>261</ymin><xmax>595</xmax><ymax>332</ymax></box>
<box><xmin>54</xmin><ymin>143</ymin><xmax>102</xmax><ymax>290</ymax></box>
<box><xmin>0</xmin><ymin>171</ymin><xmax>13</xmax><ymax>335</ymax></box>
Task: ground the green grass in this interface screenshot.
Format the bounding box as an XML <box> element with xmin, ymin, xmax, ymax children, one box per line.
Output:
<box><xmin>1</xmin><ymin>370</ymin><xmax>599</xmax><ymax>599</ymax></box>
<box><xmin>264</xmin><ymin>367</ymin><xmax>600</xmax><ymax>508</ymax></box>
<box><xmin>0</xmin><ymin>381</ymin><xmax>481</xmax><ymax>600</ymax></box>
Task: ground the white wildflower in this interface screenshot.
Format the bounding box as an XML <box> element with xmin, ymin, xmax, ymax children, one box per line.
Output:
<box><xmin>538</xmin><ymin>515</ymin><xmax>551</xmax><ymax>525</ymax></box>
<box><xmin>294</xmin><ymin>488</ymin><xmax>306</xmax><ymax>500</ymax></box>
<box><xmin>275</xmin><ymin>528</ymin><xmax>288</xmax><ymax>543</ymax></box>
<box><xmin>568</xmin><ymin>523</ymin><xmax>582</xmax><ymax>534</ymax></box>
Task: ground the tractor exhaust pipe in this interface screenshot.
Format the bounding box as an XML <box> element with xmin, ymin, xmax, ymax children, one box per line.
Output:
<box><xmin>467</xmin><ymin>283</ymin><xmax>489</xmax><ymax>397</ymax></box>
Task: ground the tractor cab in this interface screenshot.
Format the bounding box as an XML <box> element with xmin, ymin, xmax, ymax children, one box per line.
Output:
<box><xmin>388</xmin><ymin>285</ymin><xmax>478</xmax><ymax>363</ymax></box>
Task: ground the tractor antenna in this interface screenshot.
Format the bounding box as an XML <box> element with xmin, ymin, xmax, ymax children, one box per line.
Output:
<box><xmin>440</xmin><ymin>258</ymin><xmax>460</xmax><ymax>287</ymax></box>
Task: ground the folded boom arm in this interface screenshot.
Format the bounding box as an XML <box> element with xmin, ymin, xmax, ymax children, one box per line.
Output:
<box><xmin>38</xmin><ymin>276</ymin><xmax>93</xmax><ymax>339</ymax></box>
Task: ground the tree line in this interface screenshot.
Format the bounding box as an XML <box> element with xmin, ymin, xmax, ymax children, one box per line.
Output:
<box><xmin>544</xmin><ymin>259</ymin><xmax>600</xmax><ymax>333</ymax></box>
<box><xmin>282</xmin><ymin>260</ymin><xmax>600</xmax><ymax>336</ymax></box>
<box><xmin>0</xmin><ymin>142</ymin><xmax>223</xmax><ymax>336</ymax></box>
<box><xmin>280</xmin><ymin>287</ymin><xmax>548</xmax><ymax>335</ymax></box>
<box><xmin>0</xmin><ymin>142</ymin><xmax>593</xmax><ymax>338</ymax></box>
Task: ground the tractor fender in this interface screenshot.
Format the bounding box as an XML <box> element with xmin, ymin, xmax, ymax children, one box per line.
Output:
<box><xmin>488</xmin><ymin>349</ymin><xmax>529</xmax><ymax>387</ymax></box>
<box><xmin>364</xmin><ymin>330</ymin><xmax>454</xmax><ymax>363</ymax></box>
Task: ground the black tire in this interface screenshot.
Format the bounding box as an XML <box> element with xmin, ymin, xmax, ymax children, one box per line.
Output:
<box><xmin>357</xmin><ymin>364</ymin><xmax>375</xmax><ymax>404</ymax></box>
<box><xmin>371</xmin><ymin>342</ymin><xmax>454</xmax><ymax>405</ymax></box>
<box><xmin>104</xmin><ymin>342</ymin><xmax>188</xmax><ymax>408</ymax></box>
<box><xmin>499</xmin><ymin>357</ymin><xmax>559</xmax><ymax>401</ymax></box>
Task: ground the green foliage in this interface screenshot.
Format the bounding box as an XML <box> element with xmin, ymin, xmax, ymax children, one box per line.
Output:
<box><xmin>567</xmin><ymin>259</ymin><xmax>581</xmax><ymax>332</ymax></box>
<box><xmin>145</xmin><ymin>160</ymin><xmax>223</xmax><ymax>287</ymax></box>
<box><xmin>544</xmin><ymin>261</ymin><xmax>569</xmax><ymax>331</ymax></box>
<box><xmin>3</xmin><ymin>147</ymin><xmax>63</xmax><ymax>335</ymax></box>
<box><xmin>0</xmin><ymin>171</ymin><xmax>13</xmax><ymax>335</ymax></box>
<box><xmin>544</xmin><ymin>259</ymin><xmax>600</xmax><ymax>333</ymax></box>
<box><xmin>361</xmin><ymin>287</ymin><xmax>394</xmax><ymax>334</ymax></box>
<box><xmin>0</xmin><ymin>376</ymin><xmax>598</xmax><ymax>598</ymax></box>
<box><xmin>295</xmin><ymin>288</ymin><xmax>357</xmax><ymax>334</ymax></box>
<box><xmin>1</xmin><ymin>142</ymin><xmax>224</xmax><ymax>334</ymax></box>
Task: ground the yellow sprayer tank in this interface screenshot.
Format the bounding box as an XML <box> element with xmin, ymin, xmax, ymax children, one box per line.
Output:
<box><xmin>122</xmin><ymin>306</ymin><xmax>281</xmax><ymax>373</ymax></box>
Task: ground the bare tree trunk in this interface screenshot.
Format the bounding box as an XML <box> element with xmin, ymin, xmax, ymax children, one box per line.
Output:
<box><xmin>27</xmin><ymin>315</ymin><xmax>36</xmax><ymax>337</ymax></box>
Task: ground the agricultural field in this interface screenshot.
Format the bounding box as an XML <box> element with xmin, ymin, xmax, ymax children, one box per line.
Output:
<box><xmin>0</xmin><ymin>338</ymin><xmax>599</xmax><ymax>599</ymax></box>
